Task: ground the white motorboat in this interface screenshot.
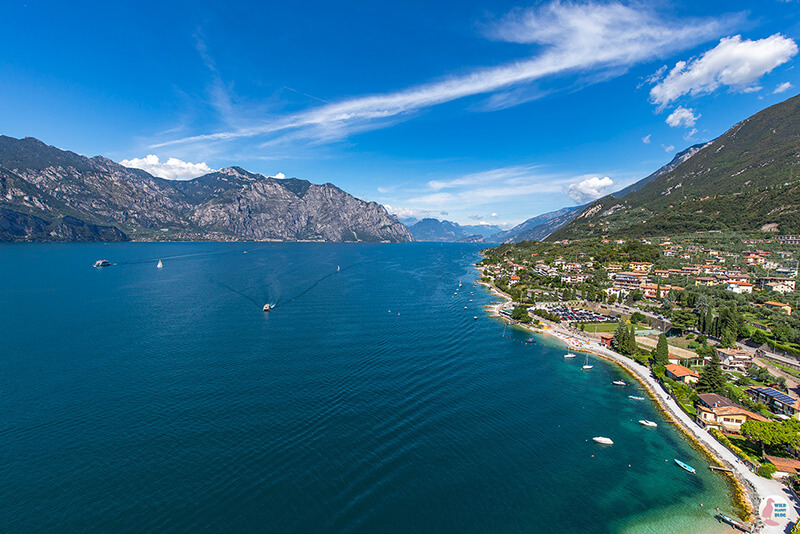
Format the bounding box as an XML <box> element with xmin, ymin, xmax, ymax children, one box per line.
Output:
<box><xmin>612</xmin><ymin>380</ymin><xmax>626</xmax><ymax>386</ymax></box>
<box><xmin>639</xmin><ymin>420</ymin><xmax>657</xmax><ymax>428</ymax></box>
<box><xmin>592</xmin><ymin>437</ymin><xmax>614</xmax><ymax>445</ymax></box>
<box><xmin>263</xmin><ymin>304</ymin><xmax>272</xmax><ymax>312</ymax></box>
<box><xmin>93</xmin><ymin>259</ymin><xmax>110</xmax><ymax>267</ymax></box>
<box><xmin>564</xmin><ymin>353</ymin><xmax>577</xmax><ymax>358</ymax></box>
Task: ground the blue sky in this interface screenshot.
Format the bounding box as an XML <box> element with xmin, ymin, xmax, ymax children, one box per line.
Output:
<box><xmin>1</xmin><ymin>1</ymin><xmax>800</xmax><ymax>227</ymax></box>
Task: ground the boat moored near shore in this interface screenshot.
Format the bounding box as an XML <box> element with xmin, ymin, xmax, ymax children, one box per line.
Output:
<box><xmin>592</xmin><ymin>436</ymin><xmax>614</xmax><ymax>445</ymax></box>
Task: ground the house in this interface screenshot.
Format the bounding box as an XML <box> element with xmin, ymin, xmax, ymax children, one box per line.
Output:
<box><xmin>764</xmin><ymin>455</ymin><xmax>800</xmax><ymax>478</ymax></box>
<box><xmin>715</xmin><ymin>348</ymin><xmax>753</xmax><ymax>372</ymax></box>
<box><xmin>640</xmin><ymin>284</ymin><xmax>683</xmax><ymax>299</ymax></box>
<box><xmin>612</xmin><ymin>272</ymin><xmax>648</xmax><ymax>293</ymax></box>
<box><xmin>695</xmin><ymin>277</ymin><xmax>716</xmax><ymax>287</ymax></box>
<box><xmin>630</xmin><ymin>262</ymin><xmax>653</xmax><ymax>272</ymax></box>
<box><xmin>747</xmin><ymin>387</ymin><xmax>800</xmax><ymax>416</ymax></box>
<box><xmin>765</xmin><ymin>283</ymin><xmax>794</xmax><ymax>295</ymax></box>
<box><xmin>764</xmin><ymin>301</ymin><xmax>792</xmax><ymax>315</ymax></box>
<box><xmin>599</xmin><ymin>333</ymin><xmax>614</xmax><ymax>347</ymax></box>
<box><xmin>560</xmin><ymin>272</ymin><xmax>590</xmax><ymax>284</ymax></box>
<box><xmin>756</xmin><ymin>277</ymin><xmax>796</xmax><ymax>291</ymax></box>
<box><xmin>695</xmin><ymin>393</ymin><xmax>769</xmax><ymax>433</ymax></box>
<box><xmin>665</xmin><ymin>363</ymin><xmax>700</xmax><ymax>384</ymax></box>
<box><xmin>727</xmin><ymin>282</ymin><xmax>753</xmax><ymax>294</ymax></box>
<box><xmin>509</xmin><ymin>275</ymin><xmax>521</xmax><ymax>284</ymax></box>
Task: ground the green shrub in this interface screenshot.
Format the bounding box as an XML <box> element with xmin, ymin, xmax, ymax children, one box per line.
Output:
<box><xmin>757</xmin><ymin>463</ymin><xmax>777</xmax><ymax>479</ymax></box>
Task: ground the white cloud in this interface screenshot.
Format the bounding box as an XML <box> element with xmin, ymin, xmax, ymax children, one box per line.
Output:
<box><xmin>490</xmin><ymin>212</ymin><xmax>498</xmax><ymax>218</ymax></box>
<box><xmin>565</xmin><ymin>176</ymin><xmax>614</xmax><ymax>203</ymax></box>
<box><xmin>155</xmin><ymin>2</ymin><xmax>733</xmax><ymax>149</ymax></box>
<box><xmin>384</xmin><ymin>205</ymin><xmax>433</xmax><ymax>220</ymax></box>
<box><xmin>662</xmin><ymin>144</ymin><xmax>675</xmax><ymax>153</ymax></box>
<box><xmin>774</xmin><ymin>81</ymin><xmax>793</xmax><ymax>94</ymax></box>
<box><xmin>642</xmin><ymin>134</ymin><xmax>652</xmax><ymax>144</ymax></box>
<box><xmin>273</xmin><ymin>172</ymin><xmax>286</xmax><ymax>179</ymax></box>
<box><xmin>684</xmin><ymin>128</ymin><xmax>698</xmax><ymax>140</ymax></box>
<box><xmin>665</xmin><ymin>106</ymin><xmax>699</xmax><ymax>128</ymax></box>
<box><xmin>650</xmin><ymin>34</ymin><xmax>798</xmax><ymax>108</ymax></box>
<box><xmin>119</xmin><ymin>155</ymin><xmax>214</xmax><ymax>180</ymax></box>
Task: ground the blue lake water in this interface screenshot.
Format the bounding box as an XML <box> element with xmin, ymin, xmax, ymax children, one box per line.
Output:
<box><xmin>0</xmin><ymin>242</ymin><xmax>733</xmax><ymax>532</ymax></box>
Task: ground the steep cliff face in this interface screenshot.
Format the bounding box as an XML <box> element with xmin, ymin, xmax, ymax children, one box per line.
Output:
<box><xmin>0</xmin><ymin>136</ymin><xmax>412</xmax><ymax>242</ymax></box>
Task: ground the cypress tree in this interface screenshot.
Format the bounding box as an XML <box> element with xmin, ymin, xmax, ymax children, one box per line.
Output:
<box><xmin>697</xmin><ymin>354</ymin><xmax>725</xmax><ymax>394</ymax></box>
<box><xmin>654</xmin><ymin>333</ymin><xmax>669</xmax><ymax>366</ymax></box>
<box><xmin>612</xmin><ymin>320</ymin><xmax>625</xmax><ymax>351</ymax></box>
<box><xmin>626</xmin><ymin>325</ymin><xmax>638</xmax><ymax>356</ymax></box>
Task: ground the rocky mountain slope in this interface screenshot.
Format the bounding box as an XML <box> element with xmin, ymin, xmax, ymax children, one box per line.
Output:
<box><xmin>406</xmin><ymin>218</ymin><xmax>502</xmax><ymax>242</ymax></box>
<box><xmin>0</xmin><ymin>136</ymin><xmax>411</xmax><ymax>242</ymax></box>
<box><xmin>549</xmin><ymin>93</ymin><xmax>800</xmax><ymax>240</ymax></box>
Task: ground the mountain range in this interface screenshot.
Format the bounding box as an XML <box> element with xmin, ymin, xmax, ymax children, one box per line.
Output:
<box><xmin>550</xmin><ymin>92</ymin><xmax>800</xmax><ymax>240</ymax></box>
<box><xmin>0</xmin><ymin>136</ymin><xmax>411</xmax><ymax>242</ymax></box>
<box><xmin>405</xmin><ymin>218</ymin><xmax>503</xmax><ymax>242</ymax></box>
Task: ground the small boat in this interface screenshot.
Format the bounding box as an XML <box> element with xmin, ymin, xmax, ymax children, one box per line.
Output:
<box><xmin>674</xmin><ymin>459</ymin><xmax>696</xmax><ymax>474</ymax></box>
<box><xmin>639</xmin><ymin>420</ymin><xmax>657</xmax><ymax>427</ymax></box>
<box><xmin>628</xmin><ymin>395</ymin><xmax>645</xmax><ymax>400</ymax></box>
<box><xmin>337</xmin><ymin>265</ymin><xmax>340</xmax><ymax>271</ymax></box>
<box><xmin>263</xmin><ymin>304</ymin><xmax>272</xmax><ymax>312</ymax></box>
<box><xmin>473</xmin><ymin>316</ymin><xmax>478</xmax><ymax>320</ymax></box>
<box><xmin>582</xmin><ymin>354</ymin><xmax>593</xmax><ymax>370</ymax></box>
<box><xmin>157</xmin><ymin>259</ymin><xmax>163</xmax><ymax>268</ymax></box>
<box><xmin>464</xmin><ymin>306</ymin><xmax>468</xmax><ymax>309</ymax></box>
<box><xmin>612</xmin><ymin>380</ymin><xmax>626</xmax><ymax>386</ymax></box>
<box><xmin>592</xmin><ymin>437</ymin><xmax>614</xmax><ymax>445</ymax></box>
<box><xmin>93</xmin><ymin>259</ymin><xmax>110</xmax><ymax>267</ymax></box>
<box><xmin>526</xmin><ymin>338</ymin><xmax>535</xmax><ymax>343</ymax></box>
<box><xmin>564</xmin><ymin>353</ymin><xmax>576</xmax><ymax>358</ymax></box>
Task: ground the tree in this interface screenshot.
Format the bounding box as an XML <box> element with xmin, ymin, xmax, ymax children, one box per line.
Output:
<box><xmin>511</xmin><ymin>305</ymin><xmax>532</xmax><ymax>323</ymax></box>
<box><xmin>630</xmin><ymin>311</ymin><xmax>646</xmax><ymax>324</ymax></box>
<box><xmin>671</xmin><ymin>309</ymin><xmax>696</xmax><ymax>335</ymax></box>
<box><xmin>654</xmin><ymin>334</ymin><xmax>670</xmax><ymax>366</ymax></box>
<box><xmin>696</xmin><ymin>354</ymin><xmax>725</xmax><ymax>394</ymax></box>
<box><xmin>611</xmin><ymin>320</ymin><xmax>626</xmax><ymax>351</ymax></box>
<box><xmin>742</xmin><ymin>419</ymin><xmax>800</xmax><ymax>457</ymax></box>
<box><xmin>625</xmin><ymin>325</ymin><xmax>638</xmax><ymax>356</ymax></box>
<box><xmin>751</xmin><ymin>328</ymin><xmax>768</xmax><ymax>345</ymax></box>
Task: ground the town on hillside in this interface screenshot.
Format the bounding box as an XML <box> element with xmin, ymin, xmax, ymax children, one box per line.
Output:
<box><xmin>482</xmin><ymin>231</ymin><xmax>800</xmax><ymax>486</ymax></box>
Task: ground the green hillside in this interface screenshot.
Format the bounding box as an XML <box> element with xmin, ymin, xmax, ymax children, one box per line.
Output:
<box><xmin>550</xmin><ymin>93</ymin><xmax>800</xmax><ymax>239</ymax></box>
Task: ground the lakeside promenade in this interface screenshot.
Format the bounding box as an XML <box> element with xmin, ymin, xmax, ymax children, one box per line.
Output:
<box><xmin>480</xmin><ymin>282</ymin><xmax>800</xmax><ymax>532</ymax></box>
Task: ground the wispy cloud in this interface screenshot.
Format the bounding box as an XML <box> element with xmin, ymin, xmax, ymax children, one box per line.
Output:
<box><xmin>154</xmin><ymin>2</ymin><xmax>734</xmax><ymax>150</ymax></box>
<box><xmin>642</xmin><ymin>134</ymin><xmax>651</xmax><ymax>144</ymax></box>
<box><xmin>774</xmin><ymin>81</ymin><xmax>793</xmax><ymax>94</ymax></box>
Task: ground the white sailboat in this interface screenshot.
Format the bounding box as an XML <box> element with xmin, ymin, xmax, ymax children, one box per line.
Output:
<box><xmin>582</xmin><ymin>354</ymin><xmax>593</xmax><ymax>370</ymax></box>
<box><xmin>157</xmin><ymin>259</ymin><xmax>163</xmax><ymax>268</ymax></box>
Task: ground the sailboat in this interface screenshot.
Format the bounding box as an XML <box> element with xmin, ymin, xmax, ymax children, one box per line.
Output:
<box><xmin>157</xmin><ymin>259</ymin><xmax>163</xmax><ymax>268</ymax></box>
<box><xmin>337</xmin><ymin>265</ymin><xmax>340</xmax><ymax>271</ymax></box>
<box><xmin>582</xmin><ymin>354</ymin><xmax>593</xmax><ymax>370</ymax></box>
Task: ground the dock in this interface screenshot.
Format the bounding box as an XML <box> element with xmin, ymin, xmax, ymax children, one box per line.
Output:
<box><xmin>715</xmin><ymin>512</ymin><xmax>753</xmax><ymax>532</ymax></box>
<box><xmin>708</xmin><ymin>466</ymin><xmax>733</xmax><ymax>472</ymax></box>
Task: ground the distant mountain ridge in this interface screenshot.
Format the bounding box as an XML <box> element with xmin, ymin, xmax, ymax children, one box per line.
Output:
<box><xmin>550</xmin><ymin>92</ymin><xmax>800</xmax><ymax>239</ymax></box>
<box><xmin>406</xmin><ymin>218</ymin><xmax>503</xmax><ymax>242</ymax></box>
<box><xmin>0</xmin><ymin>135</ymin><xmax>412</xmax><ymax>242</ymax></box>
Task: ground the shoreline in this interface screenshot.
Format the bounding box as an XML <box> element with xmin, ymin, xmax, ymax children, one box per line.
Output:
<box><xmin>477</xmin><ymin>277</ymin><xmax>799</xmax><ymax>531</ymax></box>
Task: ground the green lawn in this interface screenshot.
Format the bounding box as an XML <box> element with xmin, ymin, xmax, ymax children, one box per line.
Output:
<box><xmin>578</xmin><ymin>323</ymin><xmax>648</xmax><ymax>333</ymax></box>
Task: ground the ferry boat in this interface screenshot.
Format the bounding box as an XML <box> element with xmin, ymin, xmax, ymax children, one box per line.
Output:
<box><xmin>592</xmin><ymin>437</ymin><xmax>614</xmax><ymax>445</ymax></box>
<box><xmin>93</xmin><ymin>260</ymin><xmax>111</xmax><ymax>267</ymax></box>
<box><xmin>674</xmin><ymin>459</ymin><xmax>696</xmax><ymax>473</ymax></box>
<box><xmin>639</xmin><ymin>420</ymin><xmax>657</xmax><ymax>427</ymax></box>
<box><xmin>612</xmin><ymin>380</ymin><xmax>626</xmax><ymax>386</ymax></box>
<box><xmin>263</xmin><ymin>304</ymin><xmax>272</xmax><ymax>312</ymax></box>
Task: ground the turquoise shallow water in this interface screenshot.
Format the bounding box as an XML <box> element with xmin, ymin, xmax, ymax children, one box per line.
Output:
<box><xmin>0</xmin><ymin>242</ymin><xmax>732</xmax><ymax>533</ymax></box>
